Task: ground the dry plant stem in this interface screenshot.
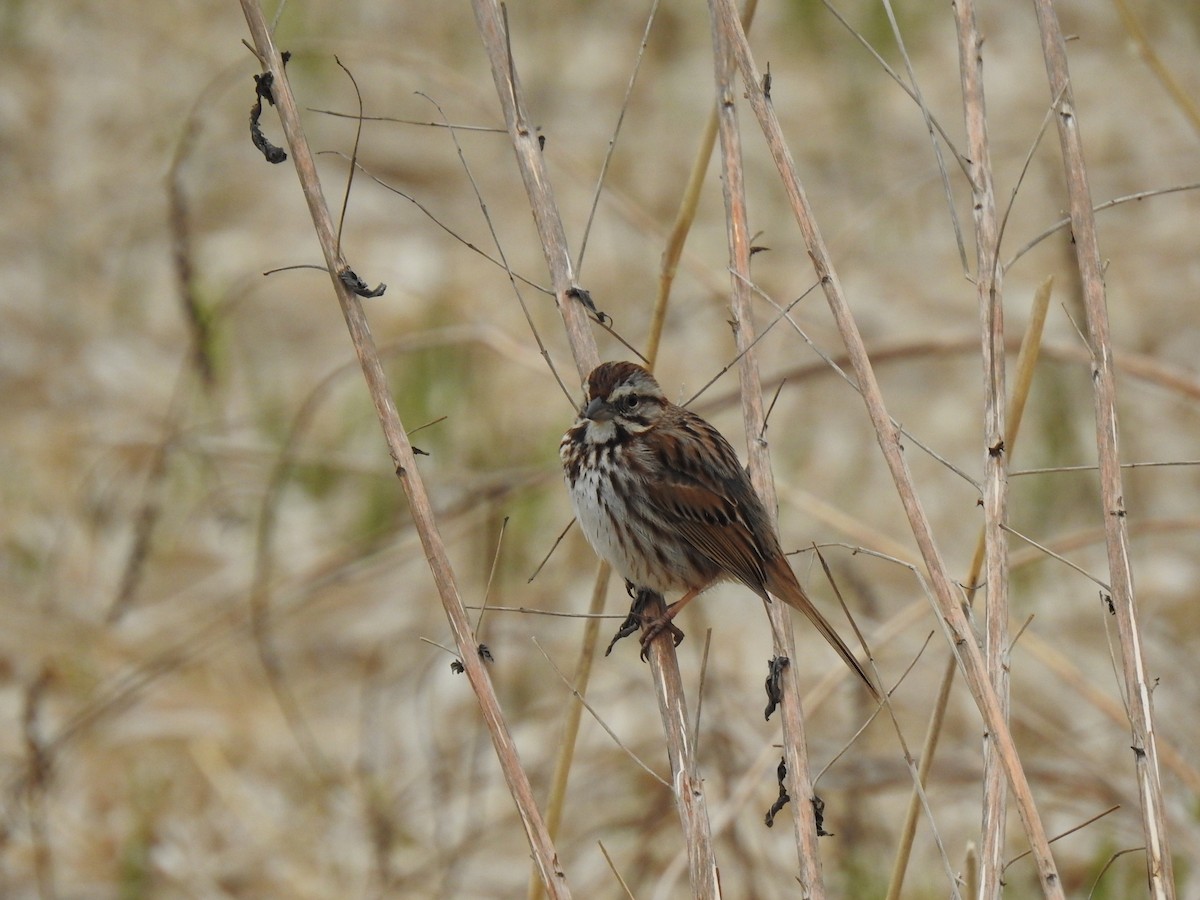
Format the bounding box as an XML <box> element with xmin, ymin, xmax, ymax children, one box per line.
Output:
<box><xmin>964</xmin><ymin>843</ymin><xmax>980</xmax><ymax>900</ymax></box>
<box><xmin>469</xmin><ymin>2</ymin><xmax>718</xmax><ymax>895</ymax></box>
<box><xmin>527</xmin><ymin>562</ymin><xmax>611</xmax><ymax>900</ymax></box>
<box><xmin>237</xmin><ymin>3</ymin><xmax>569</xmax><ymax>896</ymax></box>
<box><xmin>168</xmin><ymin>84</ymin><xmax>220</xmax><ymax>387</ymax></box>
<box><xmin>635</xmin><ymin>594</ymin><xmax>720</xmax><ymax>897</ymax></box>
<box><xmin>650</xmin><ymin>0</ymin><xmax>758</xmax><ymax>367</ymax></box>
<box><xmin>470</xmin><ymin>0</ymin><xmax>597</xmax><ymax>380</ymax></box>
<box><xmin>953</xmin><ymin>1</ymin><xmax>1009</xmax><ymax>894</ymax></box>
<box><xmin>650</xmin><ymin>110</ymin><xmax>716</xmax><ymax>367</ymax></box>
<box><xmin>1005</xmin><ymin>181</ymin><xmax>1200</xmax><ymax>272</ymax></box>
<box><xmin>886</xmin><ymin>277</ymin><xmax>1052</xmax><ymax>900</ymax></box>
<box><xmin>1031</xmin><ymin>3</ymin><xmax>1175</xmax><ymax>894</ymax></box>
<box><xmin>1022</xmin><ymin>631</ymin><xmax>1200</xmax><ymax>796</ymax></box>
<box><xmin>881</xmin><ymin>0</ymin><xmax>968</xmax><ymax>274</ymax></box>
<box><xmin>885</xmin><ymin>652</ymin><xmax>957</xmax><ymax>900</ymax></box>
<box><xmin>706</xmin><ymin>3</ymin><xmax>822</xmax><ymax>894</ymax></box>
<box><xmin>599</xmin><ymin>841</ymin><xmax>638</xmax><ymax>900</ymax></box>
<box><xmin>708</xmin><ymin>0</ymin><xmax>1064</xmax><ymax>893</ymax></box>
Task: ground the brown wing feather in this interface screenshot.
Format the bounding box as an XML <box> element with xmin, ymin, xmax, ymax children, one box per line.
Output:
<box><xmin>640</xmin><ymin>410</ymin><xmax>774</xmax><ymax>591</ymax></box>
<box><xmin>645</xmin><ymin>479</ymin><xmax>768</xmax><ymax>589</ymax></box>
<box><xmin>644</xmin><ymin>407</ymin><xmax>879</xmax><ymax>699</ymax></box>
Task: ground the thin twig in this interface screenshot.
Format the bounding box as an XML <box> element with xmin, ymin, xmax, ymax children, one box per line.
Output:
<box><xmin>475</xmin><ymin>515</ymin><xmax>509</xmax><ymax>634</ymax></box>
<box><xmin>576</xmin><ymin>0</ymin><xmax>662</xmax><ymax>276</ymax></box>
<box><xmin>309</xmin><ymin>106</ymin><xmax>505</xmax><ymax>132</ymax></box>
<box><xmin>995</xmin><ymin>87</ymin><xmax>1065</xmax><ymax>262</ymax></box>
<box><xmin>690</xmin><ymin>629</ymin><xmax>713</xmax><ymax>755</ymax></box>
<box><xmin>735</xmin><ymin>273</ymin><xmax>982</xmax><ymax>491</ymax></box>
<box><xmin>1086</xmin><ymin>847</ymin><xmax>1148</xmax><ymax>900</ymax></box>
<box><xmin>1004</xmin><ymin>182</ymin><xmax>1200</xmax><ymax>272</ymax></box>
<box><xmin>1013</xmin><ymin>459</ymin><xmax>1200</xmax><ymax>477</ymax></box>
<box><xmin>649</xmin><ymin>0</ymin><xmax>760</xmax><ymax>368</ymax></box>
<box><xmin>821</xmin><ymin>0</ymin><xmax>969</xmax><ymax>177</ymax></box>
<box><xmin>814</xmin><ymin>629</ymin><xmax>932</xmax><ymax>784</ymax></box>
<box><xmin>598</xmin><ymin>842</ymin><xmax>638</xmax><ymax>900</ymax></box>
<box><xmin>1001</xmin><ymin>523</ymin><xmax>1111</xmax><ymax>591</ymax></box>
<box><xmin>320</xmin><ymin>151</ymin><xmax>550</xmax><ymax>295</ymax></box>
<box><xmin>415</xmin><ymin>90</ymin><xmax>575</xmax><ymax>407</ymax></box>
<box><xmin>1004</xmin><ymin>805</ymin><xmax>1120</xmax><ymax>873</ymax></box>
<box><xmin>331</xmin><ymin>56</ymin><xmax>364</xmax><ymax>257</ymax></box>
<box><xmin>881</xmin><ymin>0</ymin><xmax>968</xmax><ymax>275</ymax></box>
<box><xmin>681</xmin><ymin>287</ymin><xmax>815</xmax><ymax>407</ymax></box>
<box><xmin>531</xmin><ymin>638</ymin><xmax>670</xmax><ymax>788</ymax></box>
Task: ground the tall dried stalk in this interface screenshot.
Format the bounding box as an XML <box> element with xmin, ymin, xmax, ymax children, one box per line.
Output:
<box><xmin>705</xmin><ymin>2</ymin><xmax>829</xmax><ymax>894</ymax></box>
<box><xmin>237</xmin><ymin>2</ymin><xmax>570</xmax><ymax>896</ymax></box>
<box><xmin>468</xmin><ymin>1</ymin><xmax>720</xmax><ymax>895</ymax></box>
<box><xmin>951</xmin><ymin>1</ymin><xmax>1009</xmax><ymax>895</ymax></box>
<box><xmin>708</xmin><ymin>0</ymin><xmax>1065</xmax><ymax>894</ymax></box>
<box><xmin>1032</xmin><ymin>1</ymin><xmax>1175</xmax><ymax>894</ymax></box>
<box><xmin>886</xmin><ymin>277</ymin><xmax>1053</xmax><ymax>900</ymax></box>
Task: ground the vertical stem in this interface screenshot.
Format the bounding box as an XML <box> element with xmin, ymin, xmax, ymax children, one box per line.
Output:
<box><xmin>952</xmin><ymin>2</ymin><xmax>1009</xmax><ymax>895</ymax></box>
<box><xmin>528</xmin><ymin>563</ymin><xmax>611</xmax><ymax>900</ymax></box>
<box><xmin>1031</xmin><ymin>1</ymin><xmax>1175</xmax><ymax>895</ymax></box>
<box><xmin>469</xmin><ymin>3</ymin><xmax>720</xmax><ymax>895</ymax></box>
<box><xmin>469</xmin><ymin>0</ymin><xmax>599</xmax><ymax>380</ymax></box>
<box><xmin>706</xmin><ymin>2</ymin><xmax>823</xmax><ymax>895</ymax></box>
<box><xmin>640</xmin><ymin>592</ymin><xmax>722</xmax><ymax>897</ymax></box>
<box><xmin>709</xmin><ymin>1</ymin><xmax>1063</xmax><ymax>893</ymax></box>
<box><xmin>239</xmin><ymin>2</ymin><xmax>571</xmax><ymax>896</ymax></box>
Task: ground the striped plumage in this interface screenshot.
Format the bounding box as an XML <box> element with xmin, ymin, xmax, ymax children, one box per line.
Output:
<box><xmin>560</xmin><ymin>361</ymin><xmax>877</xmax><ymax>698</ymax></box>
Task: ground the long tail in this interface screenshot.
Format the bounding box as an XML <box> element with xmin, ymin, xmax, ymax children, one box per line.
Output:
<box><xmin>765</xmin><ymin>557</ymin><xmax>880</xmax><ymax>701</ymax></box>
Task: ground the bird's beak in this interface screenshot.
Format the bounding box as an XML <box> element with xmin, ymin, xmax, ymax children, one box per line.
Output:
<box><xmin>583</xmin><ymin>397</ymin><xmax>614</xmax><ymax>421</ymax></box>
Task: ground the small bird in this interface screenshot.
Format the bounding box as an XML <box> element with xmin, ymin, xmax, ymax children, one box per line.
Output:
<box><xmin>560</xmin><ymin>361</ymin><xmax>877</xmax><ymax>698</ymax></box>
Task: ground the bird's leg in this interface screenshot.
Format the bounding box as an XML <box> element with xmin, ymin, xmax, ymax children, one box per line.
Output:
<box><xmin>607</xmin><ymin>586</ymin><xmax>677</xmax><ymax>656</ymax></box>
<box><xmin>604</xmin><ymin>584</ymin><xmax>646</xmax><ymax>656</ymax></box>
<box><xmin>639</xmin><ymin>586</ymin><xmax>704</xmax><ymax>654</ymax></box>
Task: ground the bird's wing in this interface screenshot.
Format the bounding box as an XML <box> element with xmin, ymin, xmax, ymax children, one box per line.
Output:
<box><xmin>643</xmin><ymin>411</ymin><xmax>880</xmax><ymax>698</ymax></box>
<box><xmin>641</xmin><ymin>414</ymin><xmax>774</xmax><ymax>593</ymax></box>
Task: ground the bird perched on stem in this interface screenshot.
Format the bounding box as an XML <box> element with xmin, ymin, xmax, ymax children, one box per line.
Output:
<box><xmin>560</xmin><ymin>360</ymin><xmax>878</xmax><ymax>699</ymax></box>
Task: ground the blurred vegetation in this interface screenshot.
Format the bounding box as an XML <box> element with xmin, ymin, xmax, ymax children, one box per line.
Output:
<box><xmin>1</xmin><ymin>0</ymin><xmax>1198</xmax><ymax>896</ymax></box>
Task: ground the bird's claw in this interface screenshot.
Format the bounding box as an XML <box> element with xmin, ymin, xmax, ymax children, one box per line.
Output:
<box><xmin>638</xmin><ymin>615</ymin><xmax>685</xmax><ymax>660</ymax></box>
<box><xmin>605</xmin><ymin>611</ymin><xmax>642</xmax><ymax>656</ymax></box>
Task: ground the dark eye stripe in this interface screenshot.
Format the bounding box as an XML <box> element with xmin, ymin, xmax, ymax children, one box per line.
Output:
<box><xmin>622</xmin><ymin>397</ymin><xmax>663</xmax><ymax>427</ymax></box>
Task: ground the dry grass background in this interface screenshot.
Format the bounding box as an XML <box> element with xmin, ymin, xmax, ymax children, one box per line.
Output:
<box><xmin>2</xmin><ymin>0</ymin><xmax>1199</xmax><ymax>896</ymax></box>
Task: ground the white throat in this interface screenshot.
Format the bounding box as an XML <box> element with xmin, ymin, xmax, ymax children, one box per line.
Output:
<box><xmin>584</xmin><ymin>418</ymin><xmax>618</xmax><ymax>444</ymax></box>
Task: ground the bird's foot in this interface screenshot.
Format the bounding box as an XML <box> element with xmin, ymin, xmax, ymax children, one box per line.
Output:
<box><xmin>637</xmin><ymin>613</ymin><xmax>686</xmax><ymax>660</ymax></box>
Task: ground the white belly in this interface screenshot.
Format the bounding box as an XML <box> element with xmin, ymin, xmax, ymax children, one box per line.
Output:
<box><xmin>567</xmin><ymin>462</ymin><xmax>686</xmax><ymax>595</ymax></box>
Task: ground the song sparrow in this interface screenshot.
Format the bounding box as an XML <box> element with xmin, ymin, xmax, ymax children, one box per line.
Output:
<box><xmin>560</xmin><ymin>361</ymin><xmax>877</xmax><ymax>697</ymax></box>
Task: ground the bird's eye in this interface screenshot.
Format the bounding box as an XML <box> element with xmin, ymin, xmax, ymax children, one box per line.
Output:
<box><xmin>621</xmin><ymin>395</ymin><xmax>640</xmax><ymax>412</ymax></box>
